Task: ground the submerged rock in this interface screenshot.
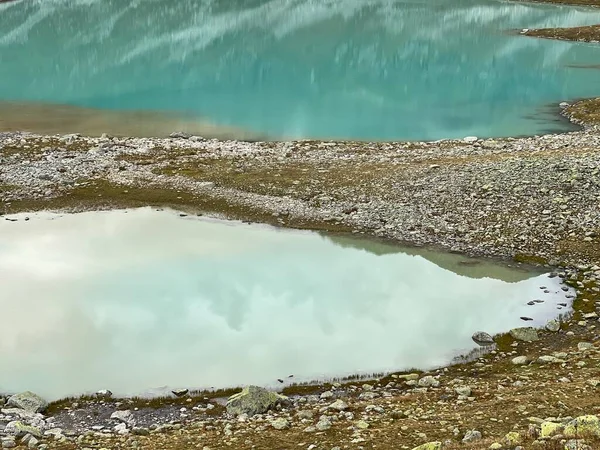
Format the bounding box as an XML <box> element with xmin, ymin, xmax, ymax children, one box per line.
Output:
<box><xmin>6</xmin><ymin>392</ymin><xmax>47</xmax><ymax>414</ymax></box>
<box><xmin>472</xmin><ymin>331</ymin><xmax>494</xmax><ymax>346</ymax></box>
<box><xmin>509</xmin><ymin>327</ymin><xmax>539</xmax><ymax>342</ymax></box>
<box><xmin>226</xmin><ymin>386</ymin><xmax>287</xmax><ymax>417</ymax></box>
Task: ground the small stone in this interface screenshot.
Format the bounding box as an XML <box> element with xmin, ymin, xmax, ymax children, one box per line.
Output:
<box><xmin>578</xmin><ymin>342</ymin><xmax>593</xmax><ymax>352</ymax></box>
<box><xmin>328</xmin><ymin>399</ymin><xmax>348</xmax><ymax>411</ymax></box>
<box><xmin>110</xmin><ymin>410</ymin><xmax>133</xmax><ymax>424</ymax></box>
<box><xmin>545</xmin><ymin>319</ymin><xmax>560</xmax><ymax>332</ymax></box>
<box><xmin>455</xmin><ymin>386</ymin><xmax>472</xmax><ymax>397</ymax></box>
<box><xmin>512</xmin><ymin>356</ymin><xmax>529</xmax><ymax>365</ymax></box>
<box><xmin>462</xmin><ymin>430</ymin><xmax>482</xmax><ymax>443</ymax></box>
<box><xmin>316</xmin><ymin>418</ymin><xmax>332</xmax><ymax>431</ymax></box>
<box><xmin>320</xmin><ymin>391</ymin><xmax>334</xmax><ymax>400</ymax></box>
<box><xmin>418</xmin><ymin>376</ymin><xmax>440</xmax><ymax>388</ymax></box>
<box><xmin>489</xmin><ymin>444</ymin><xmax>502</xmax><ymax>450</ymax></box>
<box><xmin>171</xmin><ymin>389</ymin><xmax>189</xmax><ymax>397</ymax></box>
<box><xmin>355</xmin><ymin>420</ymin><xmax>369</xmax><ymax>429</ymax></box>
<box><xmin>502</xmin><ymin>431</ymin><xmax>522</xmax><ymax>446</ymax></box>
<box><xmin>271</xmin><ymin>418</ymin><xmax>289</xmax><ymax>430</ymax></box>
<box><xmin>1</xmin><ymin>437</ymin><xmax>16</xmax><ymax>449</ymax></box>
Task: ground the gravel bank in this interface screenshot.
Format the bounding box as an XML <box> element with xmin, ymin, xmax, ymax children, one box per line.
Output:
<box><xmin>1</xmin><ymin>101</ymin><xmax>599</xmax><ymax>268</ymax></box>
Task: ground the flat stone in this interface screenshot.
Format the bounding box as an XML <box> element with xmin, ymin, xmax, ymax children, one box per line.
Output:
<box><xmin>512</xmin><ymin>356</ymin><xmax>529</xmax><ymax>365</ymax></box>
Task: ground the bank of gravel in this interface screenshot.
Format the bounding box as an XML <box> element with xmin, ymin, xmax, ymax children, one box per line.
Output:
<box><xmin>1</xmin><ymin>96</ymin><xmax>600</xmax><ymax>449</ymax></box>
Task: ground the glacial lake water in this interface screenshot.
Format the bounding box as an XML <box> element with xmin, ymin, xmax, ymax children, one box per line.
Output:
<box><xmin>0</xmin><ymin>208</ymin><xmax>573</xmax><ymax>400</ymax></box>
<box><xmin>1</xmin><ymin>0</ymin><xmax>600</xmax><ymax>140</ymax></box>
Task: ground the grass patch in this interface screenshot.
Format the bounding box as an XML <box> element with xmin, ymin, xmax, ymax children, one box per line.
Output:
<box><xmin>564</xmin><ymin>98</ymin><xmax>600</xmax><ymax>127</ymax></box>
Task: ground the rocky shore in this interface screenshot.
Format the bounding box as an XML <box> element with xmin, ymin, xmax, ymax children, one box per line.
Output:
<box><xmin>1</xmin><ymin>97</ymin><xmax>600</xmax><ymax>449</ymax></box>
<box><xmin>1</xmin><ymin>0</ymin><xmax>600</xmax><ymax>441</ymax></box>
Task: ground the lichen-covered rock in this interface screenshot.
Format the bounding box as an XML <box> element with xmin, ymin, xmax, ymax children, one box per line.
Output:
<box><xmin>3</xmin><ymin>421</ymin><xmax>42</xmax><ymax>439</ymax></box>
<box><xmin>541</xmin><ymin>421</ymin><xmax>564</xmax><ymax>437</ymax></box>
<box><xmin>226</xmin><ymin>386</ymin><xmax>287</xmax><ymax>416</ymax></box>
<box><xmin>411</xmin><ymin>442</ymin><xmax>442</xmax><ymax>450</ymax></box>
<box><xmin>564</xmin><ymin>415</ymin><xmax>600</xmax><ymax>438</ymax></box>
<box><xmin>510</xmin><ymin>327</ymin><xmax>539</xmax><ymax>342</ymax></box>
<box><xmin>502</xmin><ymin>431</ymin><xmax>522</xmax><ymax>446</ymax></box>
<box><xmin>6</xmin><ymin>392</ymin><xmax>47</xmax><ymax>413</ymax></box>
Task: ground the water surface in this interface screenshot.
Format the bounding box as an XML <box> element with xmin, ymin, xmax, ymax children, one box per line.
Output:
<box><xmin>0</xmin><ymin>0</ymin><xmax>600</xmax><ymax>140</ymax></box>
<box><xmin>0</xmin><ymin>208</ymin><xmax>572</xmax><ymax>399</ymax></box>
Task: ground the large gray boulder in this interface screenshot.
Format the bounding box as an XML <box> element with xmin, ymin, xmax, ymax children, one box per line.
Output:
<box><xmin>6</xmin><ymin>392</ymin><xmax>47</xmax><ymax>414</ymax></box>
<box><xmin>472</xmin><ymin>331</ymin><xmax>494</xmax><ymax>346</ymax></box>
<box><xmin>226</xmin><ymin>386</ymin><xmax>287</xmax><ymax>416</ymax></box>
<box><xmin>509</xmin><ymin>327</ymin><xmax>539</xmax><ymax>342</ymax></box>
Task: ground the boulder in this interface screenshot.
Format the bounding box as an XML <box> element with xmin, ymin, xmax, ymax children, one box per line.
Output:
<box><xmin>6</xmin><ymin>392</ymin><xmax>47</xmax><ymax>413</ymax></box>
<box><xmin>540</xmin><ymin>421</ymin><xmax>564</xmax><ymax>438</ymax></box>
<box><xmin>545</xmin><ymin>319</ymin><xmax>560</xmax><ymax>332</ymax></box>
<box><xmin>564</xmin><ymin>415</ymin><xmax>600</xmax><ymax>438</ymax></box>
<box><xmin>472</xmin><ymin>331</ymin><xmax>494</xmax><ymax>346</ymax></box>
<box><xmin>510</xmin><ymin>327</ymin><xmax>539</xmax><ymax>342</ymax></box>
<box><xmin>226</xmin><ymin>386</ymin><xmax>287</xmax><ymax>417</ymax></box>
<box><xmin>3</xmin><ymin>421</ymin><xmax>42</xmax><ymax>439</ymax></box>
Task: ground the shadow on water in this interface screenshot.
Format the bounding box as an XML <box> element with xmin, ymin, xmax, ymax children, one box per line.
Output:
<box><xmin>322</xmin><ymin>234</ymin><xmax>538</xmax><ymax>283</ymax></box>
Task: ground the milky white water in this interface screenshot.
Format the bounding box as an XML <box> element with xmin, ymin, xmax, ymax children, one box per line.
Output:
<box><xmin>0</xmin><ymin>208</ymin><xmax>573</xmax><ymax>400</ymax></box>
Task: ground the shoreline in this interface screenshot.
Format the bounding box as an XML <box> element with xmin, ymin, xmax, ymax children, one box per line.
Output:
<box><xmin>1</xmin><ymin>99</ymin><xmax>599</xmax><ymax>449</ymax></box>
<box><xmin>2</xmin><ymin>1</ymin><xmax>600</xmax><ymax>445</ymax></box>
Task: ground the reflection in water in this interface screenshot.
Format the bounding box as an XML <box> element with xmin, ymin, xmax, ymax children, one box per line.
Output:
<box><xmin>0</xmin><ymin>0</ymin><xmax>599</xmax><ymax>140</ymax></box>
<box><xmin>325</xmin><ymin>235</ymin><xmax>536</xmax><ymax>283</ymax></box>
<box><xmin>0</xmin><ymin>101</ymin><xmax>265</xmax><ymax>140</ymax></box>
<box><xmin>0</xmin><ymin>208</ymin><xmax>572</xmax><ymax>400</ymax></box>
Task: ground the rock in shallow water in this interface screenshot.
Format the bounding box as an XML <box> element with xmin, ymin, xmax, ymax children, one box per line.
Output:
<box><xmin>6</xmin><ymin>392</ymin><xmax>47</xmax><ymax>414</ymax></box>
<box><xmin>472</xmin><ymin>331</ymin><xmax>494</xmax><ymax>346</ymax></box>
<box><xmin>226</xmin><ymin>386</ymin><xmax>287</xmax><ymax>417</ymax></box>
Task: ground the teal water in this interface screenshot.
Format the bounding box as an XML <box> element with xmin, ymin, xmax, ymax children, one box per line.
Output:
<box><xmin>0</xmin><ymin>0</ymin><xmax>600</xmax><ymax>140</ymax></box>
<box><xmin>0</xmin><ymin>208</ymin><xmax>573</xmax><ymax>399</ymax></box>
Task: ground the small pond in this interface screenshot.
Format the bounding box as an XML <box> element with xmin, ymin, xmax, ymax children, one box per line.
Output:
<box><xmin>0</xmin><ymin>208</ymin><xmax>573</xmax><ymax>400</ymax></box>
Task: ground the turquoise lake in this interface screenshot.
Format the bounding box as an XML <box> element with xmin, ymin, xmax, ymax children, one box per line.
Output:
<box><xmin>0</xmin><ymin>0</ymin><xmax>600</xmax><ymax>140</ymax></box>
<box><xmin>0</xmin><ymin>209</ymin><xmax>573</xmax><ymax>399</ymax></box>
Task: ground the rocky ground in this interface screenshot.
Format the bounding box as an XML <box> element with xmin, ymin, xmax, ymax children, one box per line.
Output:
<box><xmin>1</xmin><ymin>3</ymin><xmax>600</xmax><ymax>446</ymax></box>
<box><xmin>1</xmin><ymin>99</ymin><xmax>599</xmax><ymax>449</ymax></box>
